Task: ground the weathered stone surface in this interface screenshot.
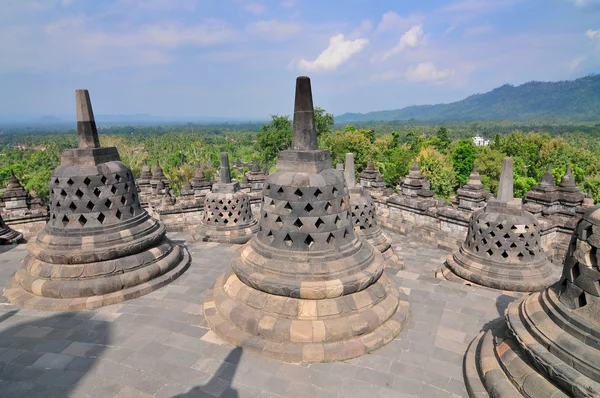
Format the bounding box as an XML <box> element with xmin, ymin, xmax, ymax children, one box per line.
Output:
<box><xmin>244</xmin><ymin>159</ymin><xmax>268</xmax><ymax>193</ymax></box>
<box><xmin>203</xmin><ymin>76</ymin><xmax>408</xmax><ymax>363</ymax></box>
<box><xmin>193</xmin><ymin>152</ymin><xmax>259</xmax><ymax>244</ymax></box>
<box><xmin>4</xmin><ymin>89</ymin><xmax>190</xmax><ymax>311</ymax></box>
<box><xmin>456</xmin><ymin>164</ymin><xmax>490</xmax><ymax>211</ymax></box>
<box><xmin>464</xmin><ymin>204</ymin><xmax>600</xmax><ymax>397</ymax></box>
<box><xmin>359</xmin><ymin>156</ymin><xmax>385</xmax><ymax>191</ymax></box>
<box><xmin>438</xmin><ymin>157</ymin><xmax>559</xmax><ymax>292</ymax></box>
<box><xmin>525</xmin><ymin>164</ymin><xmax>591</xmax><ymax>217</ymax></box>
<box><xmin>0</xmin><ymin>212</ymin><xmax>22</xmax><ymax>244</ymax></box>
<box><xmin>0</xmin><ymin>170</ymin><xmax>49</xmax><ymax>239</ymax></box>
<box><xmin>345</xmin><ymin>153</ymin><xmax>401</xmax><ymax>269</ymax></box>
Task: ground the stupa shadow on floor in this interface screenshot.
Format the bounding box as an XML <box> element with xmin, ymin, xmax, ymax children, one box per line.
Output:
<box><xmin>0</xmin><ymin>309</ymin><xmax>111</xmax><ymax>398</ymax></box>
<box><xmin>174</xmin><ymin>348</ymin><xmax>242</xmax><ymax>398</ymax></box>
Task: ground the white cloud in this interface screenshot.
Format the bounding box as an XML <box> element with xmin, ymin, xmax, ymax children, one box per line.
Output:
<box><xmin>463</xmin><ymin>24</ymin><xmax>494</xmax><ymax>36</ymax></box>
<box><xmin>569</xmin><ymin>56</ymin><xmax>586</xmax><ymax>69</ymax></box>
<box><xmin>439</xmin><ymin>0</ymin><xmax>517</xmax><ymax>13</ymax></box>
<box><xmin>116</xmin><ymin>0</ymin><xmax>198</xmax><ymax>11</ymax></box>
<box><xmin>246</xmin><ymin>20</ymin><xmax>302</xmax><ymax>40</ymax></box>
<box><xmin>280</xmin><ymin>0</ymin><xmax>296</xmax><ymax>8</ymax></box>
<box><xmin>296</xmin><ymin>34</ymin><xmax>369</xmax><ymax>72</ymax></box>
<box><xmin>569</xmin><ymin>0</ymin><xmax>600</xmax><ymax>8</ymax></box>
<box><xmin>587</xmin><ymin>29</ymin><xmax>600</xmax><ymax>39</ymax></box>
<box><xmin>404</xmin><ymin>62</ymin><xmax>454</xmax><ymax>82</ymax></box>
<box><xmin>350</xmin><ymin>19</ymin><xmax>372</xmax><ymax>38</ymax></box>
<box><xmin>382</xmin><ymin>25</ymin><xmax>424</xmax><ymax>60</ymax></box>
<box><xmin>376</xmin><ymin>11</ymin><xmax>423</xmax><ymax>33</ymax></box>
<box><xmin>240</xmin><ymin>1</ymin><xmax>266</xmax><ymax>15</ymax></box>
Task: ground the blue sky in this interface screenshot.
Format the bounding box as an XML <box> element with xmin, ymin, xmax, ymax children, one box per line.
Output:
<box><xmin>1</xmin><ymin>0</ymin><xmax>599</xmax><ymax>119</ymax></box>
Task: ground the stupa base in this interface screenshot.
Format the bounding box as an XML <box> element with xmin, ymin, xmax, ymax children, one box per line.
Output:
<box><xmin>464</xmin><ymin>287</ymin><xmax>600</xmax><ymax>397</ymax></box>
<box><xmin>203</xmin><ymin>270</ymin><xmax>409</xmax><ymax>363</ymax></box>
<box><xmin>193</xmin><ymin>221</ymin><xmax>259</xmax><ymax>244</ymax></box>
<box><xmin>4</xmin><ymin>246</ymin><xmax>190</xmax><ymax>311</ymax></box>
<box><xmin>463</xmin><ymin>318</ymin><xmax>567</xmax><ymax>398</ymax></box>
<box><xmin>436</xmin><ymin>253</ymin><xmax>559</xmax><ymax>293</ymax></box>
<box><xmin>366</xmin><ymin>231</ymin><xmax>402</xmax><ymax>269</ymax></box>
<box><xmin>0</xmin><ymin>228</ymin><xmax>23</xmax><ymax>245</ymax></box>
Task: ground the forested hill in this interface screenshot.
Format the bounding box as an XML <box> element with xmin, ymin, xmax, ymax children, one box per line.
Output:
<box><xmin>337</xmin><ymin>74</ymin><xmax>600</xmax><ymax>123</ymax></box>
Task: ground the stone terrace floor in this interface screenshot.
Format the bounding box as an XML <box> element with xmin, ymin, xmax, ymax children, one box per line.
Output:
<box><xmin>0</xmin><ymin>230</ymin><xmax>528</xmax><ymax>398</ymax></box>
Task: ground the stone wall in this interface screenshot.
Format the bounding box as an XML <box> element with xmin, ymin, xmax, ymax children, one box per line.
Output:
<box><xmin>145</xmin><ymin>195</ymin><xmax>263</xmax><ymax>232</ymax></box>
<box><xmin>372</xmin><ymin>192</ymin><xmax>578</xmax><ymax>265</ymax></box>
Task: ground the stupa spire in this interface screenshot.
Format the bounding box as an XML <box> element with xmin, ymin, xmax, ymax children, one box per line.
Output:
<box><xmin>219</xmin><ymin>152</ymin><xmax>231</xmax><ymax>184</ymax></box>
<box><xmin>291</xmin><ymin>76</ymin><xmax>318</xmax><ymax>151</ymax></box>
<box><xmin>497</xmin><ymin>157</ymin><xmax>514</xmax><ymax>202</ymax></box>
<box><xmin>75</xmin><ymin>89</ymin><xmax>101</xmax><ymax>149</ymax></box>
<box><xmin>344</xmin><ymin>153</ymin><xmax>356</xmax><ymax>188</ymax></box>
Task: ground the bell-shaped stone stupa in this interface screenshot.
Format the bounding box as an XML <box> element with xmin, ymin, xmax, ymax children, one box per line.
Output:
<box><xmin>437</xmin><ymin>157</ymin><xmax>558</xmax><ymax>292</ymax></box>
<box><xmin>4</xmin><ymin>89</ymin><xmax>190</xmax><ymax>310</ymax></box>
<box><xmin>345</xmin><ymin>153</ymin><xmax>401</xmax><ymax>269</ymax></box>
<box><xmin>203</xmin><ymin>76</ymin><xmax>408</xmax><ymax>363</ymax></box>
<box><xmin>192</xmin><ymin>152</ymin><xmax>258</xmax><ymax>244</ymax></box>
<box><xmin>464</xmin><ymin>203</ymin><xmax>600</xmax><ymax>397</ymax></box>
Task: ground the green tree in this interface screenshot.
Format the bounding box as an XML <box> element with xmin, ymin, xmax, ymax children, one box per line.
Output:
<box><xmin>314</xmin><ymin>107</ymin><xmax>334</xmax><ymax>137</ymax></box>
<box><xmin>435</xmin><ymin>126</ymin><xmax>450</xmax><ymax>151</ymax></box>
<box><xmin>255</xmin><ymin>115</ymin><xmax>292</xmax><ymax>166</ymax></box>
<box><xmin>451</xmin><ymin>139</ymin><xmax>477</xmax><ymax>185</ymax></box>
<box><xmin>417</xmin><ymin>146</ymin><xmax>456</xmax><ymax>199</ymax></box>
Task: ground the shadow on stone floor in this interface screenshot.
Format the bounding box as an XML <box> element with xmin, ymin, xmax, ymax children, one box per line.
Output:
<box><xmin>174</xmin><ymin>348</ymin><xmax>242</xmax><ymax>398</ymax></box>
<box><xmin>495</xmin><ymin>293</ymin><xmax>520</xmax><ymax>318</ymax></box>
<box><xmin>0</xmin><ymin>310</ymin><xmax>111</xmax><ymax>398</ymax></box>
<box><xmin>0</xmin><ymin>243</ymin><xmax>22</xmax><ymax>255</ymax></box>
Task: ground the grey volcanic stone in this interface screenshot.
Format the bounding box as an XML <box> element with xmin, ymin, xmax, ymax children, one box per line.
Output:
<box><xmin>345</xmin><ymin>153</ymin><xmax>401</xmax><ymax>269</ymax></box>
<box><xmin>203</xmin><ymin>76</ymin><xmax>408</xmax><ymax>363</ymax></box>
<box><xmin>525</xmin><ymin>163</ymin><xmax>589</xmax><ymax>216</ymax></box>
<box><xmin>0</xmin><ymin>212</ymin><xmax>22</xmax><ymax>244</ymax></box>
<box><xmin>4</xmin><ymin>89</ymin><xmax>190</xmax><ymax>311</ymax></box>
<box><xmin>456</xmin><ymin>164</ymin><xmax>490</xmax><ymax>211</ymax></box>
<box><xmin>0</xmin><ymin>170</ymin><xmax>49</xmax><ymax>229</ymax></box>
<box><xmin>438</xmin><ymin>157</ymin><xmax>558</xmax><ymax>292</ymax></box>
<box><xmin>464</xmin><ymin>204</ymin><xmax>600</xmax><ymax>397</ymax></box>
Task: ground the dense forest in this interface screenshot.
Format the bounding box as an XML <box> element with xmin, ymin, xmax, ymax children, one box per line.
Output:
<box><xmin>1</xmin><ymin>108</ymin><xmax>599</xmax><ymax>205</ymax></box>
<box><xmin>338</xmin><ymin>74</ymin><xmax>600</xmax><ymax>123</ymax></box>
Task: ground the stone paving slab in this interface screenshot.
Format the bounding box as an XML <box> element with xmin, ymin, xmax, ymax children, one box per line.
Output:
<box><xmin>0</xmin><ymin>230</ymin><xmax>537</xmax><ymax>397</ymax></box>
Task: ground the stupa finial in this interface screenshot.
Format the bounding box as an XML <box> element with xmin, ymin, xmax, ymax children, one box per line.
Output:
<box><xmin>291</xmin><ymin>76</ymin><xmax>318</xmax><ymax>151</ymax></box>
<box><xmin>497</xmin><ymin>157</ymin><xmax>514</xmax><ymax>202</ymax></box>
<box><xmin>75</xmin><ymin>89</ymin><xmax>100</xmax><ymax>149</ymax></box>
<box><xmin>220</xmin><ymin>152</ymin><xmax>231</xmax><ymax>184</ymax></box>
<box><xmin>345</xmin><ymin>153</ymin><xmax>356</xmax><ymax>188</ymax></box>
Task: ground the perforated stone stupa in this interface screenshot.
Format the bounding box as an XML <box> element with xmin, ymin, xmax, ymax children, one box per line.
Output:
<box><xmin>203</xmin><ymin>76</ymin><xmax>408</xmax><ymax>363</ymax></box>
<box><xmin>465</xmin><ymin>203</ymin><xmax>600</xmax><ymax>397</ymax></box>
<box><xmin>345</xmin><ymin>153</ymin><xmax>400</xmax><ymax>269</ymax></box>
<box><xmin>437</xmin><ymin>157</ymin><xmax>558</xmax><ymax>292</ymax></box>
<box><xmin>192</xmin><ymin>152</ymin><xmax>258</xmax><ymax>244</ymax></box>
<box><xmin>4</xmin><ymin>89</ymin><xmax>190</xmax><ymax>310</ymax></box>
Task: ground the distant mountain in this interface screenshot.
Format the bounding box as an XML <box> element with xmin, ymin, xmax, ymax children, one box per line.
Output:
<box><xmin>337</xmin><ymin>74</ymin><xmax>600</xmax><ymax>123</ymax></box>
